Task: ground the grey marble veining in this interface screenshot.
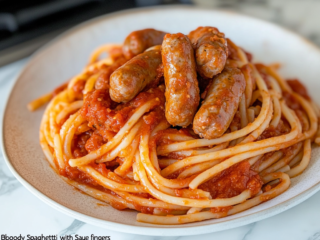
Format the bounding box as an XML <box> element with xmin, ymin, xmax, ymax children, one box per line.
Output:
<box><xmin>58</xmin><ymin>220</ymin><xmax>85</xmax><ymax>236</ymax></box>
<box><xmin>0</xmin><ymin>61</ymin><xmax>25</xmax><ymax>197</ymax></box>
<box><xmin>309</xmin><ymin>232</ymin><xmax>320</xmax><ymax>240</ymax></box>
<box><xmin>0</xmin><ymin>158</ymin><xmax>21</xmax><ymax>196</ymax></box>
<box><xmin>241</xmin><ymin>223</ymin><xmax>256</xmax><ymax>240</ymax></box>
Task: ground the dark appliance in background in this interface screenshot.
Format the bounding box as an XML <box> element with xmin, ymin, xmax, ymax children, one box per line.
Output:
<box><xmin>0</xmin><ymin>0</ymin><xmax>187</xmax><ymax>66</ymax></box>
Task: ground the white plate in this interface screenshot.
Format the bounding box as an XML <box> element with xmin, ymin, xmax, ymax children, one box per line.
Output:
<box><xmin>2</xmin><ymin>5</ymin><xmax>320</xmax><ymax>236</ymax></box>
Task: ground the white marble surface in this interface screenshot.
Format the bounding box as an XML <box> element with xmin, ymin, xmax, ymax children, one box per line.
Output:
<box><xmin>2</xmin><ymin>5</ymin><xmax>320</xmax><ymax>239</ymax></box>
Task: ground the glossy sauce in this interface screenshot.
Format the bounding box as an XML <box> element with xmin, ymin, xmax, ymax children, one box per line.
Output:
<box><xmin>258</xmin><ymin>119</ymin><xmax>290</xmax><ymax>141</ymax></box>
<box><xmin>81</xmin><ymin>87</ymin><xmax>165</xmax><ymax>135</ymax></box>
<box><xmin>55</xmin><ymin>33</ymin><xmax>314</xmax><ymax>214</ymax></box>
<box><xmin>72</xmin><ymin>80</ymin><xmax>86</xmax><ymax>99</ymax></box>
<box><xmin>52</xmin><ymin>82</ymin><xmax>68</xmax><ymax>96</ymax></box>
<box><xmin>64</xmin><ymin>87</ymin><xmax>166</xmax><ymax>201</ymax></box>
<box><xmin>210</xmin><ymin>206</ymin><xmax>233</xmax><ymax>216</ymax></box>
<box><xmin>199</xmin><ymin>161</ymin><xmax>263</xmax><ymax>199</ymax></box>
<box><xmin>287</xmin><ymin>79</ymin><xmax>310</xmax><ymax>100</ymax></box>
<box><xmin>283</xmin><ymin>79</ymin><xmax>310</xmax><ymax>131</ymax></box>
<box><xmin>95</xmin><ymin>57</ymin><xmax>127</xmax><ymax>90</ymax></box>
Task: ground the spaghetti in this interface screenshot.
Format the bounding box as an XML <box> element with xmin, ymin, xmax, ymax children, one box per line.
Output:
<box><xmin>28</xmin><ymin>27</ymin><xmax>320</xmax><ymax>225</ymax></box>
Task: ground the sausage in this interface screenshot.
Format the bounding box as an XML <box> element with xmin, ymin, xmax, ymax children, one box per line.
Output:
<box><xmin>162</xmin><ymin>33</ymin><xmax>200</xmax><ymax>127</ymax></box>
<box><xmin>193</xmin><ymin>67</ymin><xmax>246</xmax><ymax>139</ymax></box>
<box><xmin>109</xmin><ymin>49</ymin><xmax>162</xmax><ymax>103</ymax></box>
<box><xmin>188</xmin><ymin>26</ymin><xmax>228</xmax><ymax>79</ymax></box>
<box><xmin>95</xmin><ymin>57</ymin><xmax>127</xmax><ymax>90</ymax></box>
<box><xmin>122</xmin><ymin>28</ymin><xmax>167</xmax><ymax>59</ymax></box>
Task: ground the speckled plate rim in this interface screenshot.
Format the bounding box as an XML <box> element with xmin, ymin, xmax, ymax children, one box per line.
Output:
<box><xmin>2</xmin><ymin>5</ymin><xmax>320</xmax><ymax>236</ymax></box>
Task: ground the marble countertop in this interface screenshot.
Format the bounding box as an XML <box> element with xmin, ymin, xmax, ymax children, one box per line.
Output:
<box><xmin>2</xmin><ymin>4</ymin><xmax>320</xmax><ymax>239</ymax></box>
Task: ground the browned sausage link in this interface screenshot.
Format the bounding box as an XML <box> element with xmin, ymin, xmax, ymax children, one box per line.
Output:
<box><xmin>109</xmin><ymin>49</ymin><xmax>162</xmax><ymax>103</ymax></box>
<box><xmin>193</xmin><ymin>67</ymin><xmax>246</xmax><ymax>139</ymax></box>
<box><xmin>188</xmin><ymin>26</ymin><xmax>228</xmax><ymax>79</ymax></box>
<box><xmin>162</xmin><ymin>33</ymin><xmax>200</xmax><ymax>127</ymax></box>
<box><xmin>122</xmin><ymin>28</ymin><xmax>167</xmax><ymax>59</ymax></box>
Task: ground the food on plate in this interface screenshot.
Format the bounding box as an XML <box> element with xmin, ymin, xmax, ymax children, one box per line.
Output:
<box><xmin>28</xmin><ymin>27</ymin><xmax>320</xmax><ymax>225</ymax></box>
<box><xmin>193</xmin><ymin>67</ymin><xmax>245</xmax><ymax>139</ymax></box>
<box><xmin>122</xmin><ymin>28</ymin><xmax>167</xmax><ymax>59</ymax></box>
<box><xmin>110</xmin><ymin>48</ymin><xmax>163</xmax><ymax>103</ymax></box>
<box><xmin>188</xmin><ymin>26</ymin><xmax>228</xmax><ymax>78</ymax></box>
<box><xmin>162</xmin><ymin>33</ymin><xmax>200</xmax><ymax>127</ymax></box>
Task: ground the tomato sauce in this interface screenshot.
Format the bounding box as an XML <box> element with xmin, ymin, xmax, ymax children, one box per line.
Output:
<box><xmin>142</xmin><ymin>107</ymin><xmax>166</xmax><ymax>132</ymax></box>
<box><xmin>62</xmin><ymin>165</ymin><xmax>99</xmax><ymax>186</ymax></box>
<box><xmin>226</xmin><ymin>39</ymin><xmax>253</xmax><ymax>62</ymax></box>
<box><xmin>198</xmin><ymin>76</ymin><xmax>211</xmax><ymax>99</ymax></box>
<box><xmin>283</xmin><ymin>91</ymin><xmax>303</xmax><ymax>111</ymax></box>
<box><xmin>85</xmin><ymin>132</ymin><xmax>105</xmax><ymax>152</ymax></box>
<box><xmin>165</xmin><ymin>168</ymin><xmax>187</xmax><ymax>179</ymax></box>
<box><xmin>94</xmin><ymin>69</ymin><xmax>111</xmax><ymax>90</ymax></box>
<box><xmin>147</xmin><ymin>63</ymin><xmax>164</xmax><ymax>89</ymax></box>
<box><xmin>109</xmin><ymin>46</ymin><xmax>125</xmax><ymax>61</ymax></box>
<box><xmin>95</xmin><ymin>57</ymin><xmax>127</xmax><ymax>90</ymax></box>
<box><xmin>52</xmin><ymin>82</ymin><xmax>68</xmax><ymax>97</ymax></box>
<box><xmin>72</xmin><ymin>131</ymin><xmax>92</xmax><ymax>158</ymax></box>
<box><xmin>81</xmin><ymin>89</ymin><xmax>123</xmax><ymax>133</ymax></box>
<box><xmin>241</xmin><ymin>64</ymin><xmax>256</xmax><ymax>90</ymax></box>
<box><xmin>244</xmin><ymin>50</ymin><xmax>253</xmax><ymax>62</ymax></box>
<box><xmin>72</xmin><ymin>79</ymin><xmax>86</xmax><ymax>99</ymax></box>
<box><xmin>263</xmin><ymin>184</ymin><xmax>272</xmax><ymax>192</ymax></box>
<box><xmin>229</xmin><ymin>111</ymin><xmax>241</xmax><ymax>131</ymax></box>
<box><xmin>287</xmin><ymin>79</ymin><xmax>310</xmax><ymax>100</ymax></box>
<box><xmin>199</xmin><ymin>161</ymin><xmax>263</xmax><ymax>199</ymax></box>
<box><xmin>283</xmin><ymin>87</ymin><xmax>309</xmax><ymax>130</ymax></box>
<box><xmin>106</xmin><ymin>191</ymin><xmax>129</xmax><ymax>210</ymax></box>
<box><xmin>173</xmin><ymin>188</ymin><xmax>204</xmax><ymax>199</ymax></box>
<box><xmin>150</xmin><ymin>128</ymin><xmax>192</xmax><ymax>148</ymax></box>
<box><xmin>63</xmin><ymin>86</ymin><xmax>167</xmax><ymax>199</ymax></box>
<box><xmin>210</xmin><ymin>206</ymin><xmax>233</xmax><ymax>215</ymax></box>
<box><xmin>67</xmin><ymin>130</ymin><xmax>115</xmax><ymax>188</ymax></box>
<box><xmin>250</xmin><ymin>152</ymin><xmax>274</xmax><ymax>172</ymax></box>
<box><xmin>93</xmin><ymin>163</ymin><xmax>110</xmax><ymax>177</ymax></box>
<box><xmin>255</xmin><ymin>64</ymin><xmax>271</xmax><ymax>89</ymax></box>
<box><xmin>134</xmin><ymin>205</ymin><xmax>154</xmax><ymax>214</ymax></box>
<box><xmin>149</xmin><ymin>128</ymin><xmax>194</xmax><ymax>160</ymax></box>
<box><xmin>227</xmin><ymin>39</ymin><xmax>240</xmax><ymax>61</ymax></box>
<box><xmin>81</xmin><ymin>87</ymin><xmax>165</xmax><ymax>136</ymax></box>
<box><xmin>295</xmin><ymin>109</ymin><xmax>309</xmax><ymax>131</ymax></box>
<box><xmin>59</xmin><ymin>131</ymin><xmax>104</xmax><ymax>187</ymax></box>
<box><xmin>282</xmin><ymin>143</ymin><xmax>300</xmax><ymax>157</ymax></box>
<box><xmin>258</xmin><ymin>119</ymin><xmax>290</xmax><ymax>141</ymax></box>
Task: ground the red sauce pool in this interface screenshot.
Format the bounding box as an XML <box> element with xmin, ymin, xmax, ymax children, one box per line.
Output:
<box><xmin>199</xmin><ymin>161</ymin><xmax>263</xmax><ymax>199</ymax></box>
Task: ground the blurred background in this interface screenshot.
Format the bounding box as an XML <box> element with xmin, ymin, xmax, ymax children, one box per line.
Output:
<box><xmin>0</xmin><ymin>0</ymin><xmax>319</xmax><ymax>66</ymax></box>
